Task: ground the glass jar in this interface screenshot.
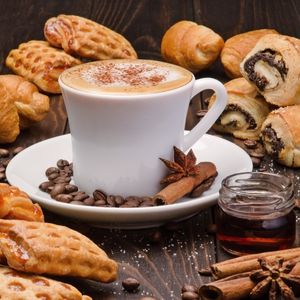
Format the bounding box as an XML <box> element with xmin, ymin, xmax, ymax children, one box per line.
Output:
<box><xmin>217</xmin><ymin>172</ymin><xmax>295</xmax><ymax>256</ymax></box>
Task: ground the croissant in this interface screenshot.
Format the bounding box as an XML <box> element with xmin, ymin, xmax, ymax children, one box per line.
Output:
<box><xmin>161</xmin><ymin>20</ymin><xmax>224</xmax><ymax>73</ymax></box>
<box><xmin>6</xmin><ymin>40</ymin><xmax>81</xmax><ymax>93</ymax></box>
<box><xmin>261</xmin><ymin>105</ymin><xmax>300</xmax><ymax>167</ymax></box>
<box><xmin>240</xmin><ymin>34</ymin><xmax>300</xmax><ymax>106</ymax></box>
<box><xmin>44</xmin><ymin>14</ymin><xmax>137</xmax><ymax>60</ymax></box>
<box><xmin>209</xmin><ymin>78</ymin><xmax>270</xmax><ymax>140</ymax></box>
<box><xmin>221</xmin><ymin>29</ymin><xmax>278</xmax><ymax>78</ymax></box>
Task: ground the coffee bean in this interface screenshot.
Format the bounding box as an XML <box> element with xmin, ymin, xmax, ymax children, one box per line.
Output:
<box><xmin>181</xmin><ymin>284</ymin><xmax>198</xmax><ymax>293</ymax></box>
<box><xmin>198</xmin><ymin>268</ymin><xmax>212</xmax><ymax>276</ymax></box>
<box><xmin>93</xmin><ymin>189</ymin><xmax>107</xmax><ymax>201</ymax></box>
<box><xmin>39</xmin><ymin>181</ymin><xmax>54</xmax><ymax>192</ymax></box>
<box><xmin>181</xmin><ymin>291</ymin><xmax>198</xmax><ymax>300</ymax></box>
<box><xmin>70</xmin><ymin>191</ymin><xmax>85</xmax><ymax>197</ymax></box>
<box><xmin>0</xmin><ymin>173</ymin><xmax>6</xmax><ymax>181</ymax></box>
<box><xmin>57</xmin><ymin>159</ymin><xmax>69</xmax><ymax>169</ymax></box>
<box><xmin>139</xmin><ymin>199</ymin><xmax>155</xmax><ymax>207</ymax></box>
<box><xmin>140</xmin><ymin>297</ymin><xmax>157</xmax><ymax>300</ymax></box>
<box><xmin>258</xmin><ymin>166</ymin><xmax>267</xmax><ymax>172</ymax></box>
<box><xmin>48</xmin><ymin>172</ymin><xmax>60</xmax><ymax>181</ymax></box>
<box><xmin>2</xmin><ymin>159</ymin><xmax>10</xmax><ymax>167</ymax></box>
<box><xmin>196</xmin><ymin>109</ymin><xmax>208</xmax><ymax>118</ymax></box>
<box><xmin>94</xmin><ymin>199</ymin><xmax>107</xmax><ymax>206</ymax></box>
<box><xmin>12</xmin><ymin>146</ymin><xmax>24</xmax><ymax>156</ymax></box>
<box><xmin>251</xmin><ymin>156</ymin><xmax>261</xmax><ymax>167</ymax></box>
<box><xmin>45</xmin><ymin>167</ymin><xmax>60</xmax><ymax>177</ymax></box>
<box><xmin>122</xmin><ymin>277</ymin><xmax>140</xmax><ymax>292</ymax></box>
<box><xmin>107</xmin><ymin>195</ymin><xmax>117</xmax><ymax>207</ymax></box>
<box><xmin>243</xmin><ymin>139</ymin><xmax>258</xmax><ymax>149</ymax></box>
<box><xmin>0</xmin><ymin>148</ymin><xmax>9</xmax><ymax>158</ymax></box>
<box><xmin>55</xmin><ymin>194</ymin><xmax>73</xmax><ymax>203</ymax></box>
<box><xmin>114</xmin><ymin>195</ymin><xmax>125</xmax><ymax>206</ymax></box>
<box><xmin>83</xmin><ymin>197</ymin><xmax>95</xmax><ymax>206</ymax></box>
<box><xmin>73</xmin><ymin>193</ymin><xmax>89</xmax><ymax>201</ymax></box>
<box><xmin>50</xmin><ymin>183</ymin><xmax>66</xmax><ymax>198</ymax></box>
<box><xmin>124</xmin><ymin>196</ymin><xmax>140</xmax><ymax>207</ymax></box>
<box><xmin>70</xmin><ymin>200</ymin><xmax>85</xmax><ymax>205</ymax></box>
<box><xmin>0</xmin><ymin>166</ymin><xmax>5</xmax><ymax>173</ymax></box>
<box><xmin>64</xmin><ymin>184</ymin><xmax>78</xmax><ymax>193</ymax></box>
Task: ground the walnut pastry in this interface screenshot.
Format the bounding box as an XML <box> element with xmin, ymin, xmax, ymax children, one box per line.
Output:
<box><xmin>0</xmin><ymin>265</ymin><xmax>92</xmax><ymax>300</ymax></box>
<box><xmin>6</xmin><ymin>40</ymin><xmax>81</xmax><ymax>93</ymax></box>
<box><xmin>221</xmin><ymin>29</ymin><xmax>278</xmax><ymax>78</ymax></box>
<box><xmin>261</xmin><ymin>105</ymin><xmax>300</xmax><ymax>167</ymax></box>
<box><xmin>209</xmin><ymin>78</ymin><xmax>270</xmax><ymax>140</ymax></box>
<box><xmin>240</xmin><ymin>34</ymin><xmax>300</xmax><ymax>106</ymax></box>
<box><xmin>44</xmin><ymin>14</ymin><xmax>137</xmax><ymax>60</ymax></box>
<box><xmin>0</xmin><ymin>219</ymin><xmax>118</xmax><ymax>283</ymax></box>
<box><xmin>161</xmin><ymin>20</ymin><xmax>224</xmax><ymax>73</ymax></box>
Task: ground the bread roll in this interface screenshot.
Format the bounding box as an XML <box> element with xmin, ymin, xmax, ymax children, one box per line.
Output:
<box><xmin>209</xmin><ymin>78</ymin><xmax>270</xmax><ymax>140</ymax></box>
<box><xmin>261</xmin><ymin>105</ymin><xmax>300</xmax><ymax>167</ymax></box>
<box><xmin>161</xmin><ymin>20</ymin><xmax>224</xmax><ymax>73</ymax></box>
<box><xmin>240</xmin><ymin>34</ymin><xmax>300</xmax><ymax>106</ymax></box>
<box><xmin>221</xmin><ymin>29</ymin><xmax>278</xmax><ymax>78</ymax></box>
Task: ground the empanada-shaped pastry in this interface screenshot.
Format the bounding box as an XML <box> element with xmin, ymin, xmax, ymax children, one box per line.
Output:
<box><xmin>209</xmin><ymin>78</ymin><xmax>270</xmax><ymax>140</ymax></box>
<box><xmin>0</xmin><ymin>80</ymin><xmax>19</xmax><ymax>143</ymax></box>
<box><xmin>221</xmin><ymin>29</ymin><xmax>278</xmax><ymax>78</ymax></box>
<box><xmin>6</xmin><ymin>40</ymin><xmax>81</xmax><ymax>93</ymax></box>
<box><xmin>0</xmin><ymin>219</ymin><xmax>118</xmax><ymax>283</ymax></box>
<box><xmin>161</xmin><ymin>20</ymin><xmax>224</xmax><ymax>73</ymax></box>
<box><xmin>0</xmin><ymin>75</ymin><xmax>49</xmax><ymax>128</ymax></box>
<box><xmin>240</xmin><ymin>34</ymin><xmax>300</xmax><ymax>106</ymax></box>
<box><xmin>0</xmin><ymin>183</ymin><xmax>44</xmax><ymax>222</ymax></box>
<box><xmin>44</xmin><ymin>14</ymin><xmax>137</xmax><ymax>60</ymax></box>
<box><xmin>0</xmin><ymin>265</ymin><xmax>91</xmax><ymax>300</ymax></box>
<box><xmin>261</xmin><ymin>105</ymin><xmax>300</xmax><ymax>167</ymax></box>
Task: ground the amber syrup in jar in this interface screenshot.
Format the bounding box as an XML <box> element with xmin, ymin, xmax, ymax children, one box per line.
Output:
<box><xmin>217</xmin><ymin>172</ymin><xmax>295</xmax><ymax>256</ymax></box>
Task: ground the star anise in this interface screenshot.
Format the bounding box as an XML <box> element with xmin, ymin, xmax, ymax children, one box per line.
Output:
<box><xmin>159</xmin><ymin>146</ymin><xmax>202</xmax><ymax>184</ymax></box>
<box><xmin>249</xmin><ymin>257</ymin><xmax>300</xmax><ymax>300</ymax></box>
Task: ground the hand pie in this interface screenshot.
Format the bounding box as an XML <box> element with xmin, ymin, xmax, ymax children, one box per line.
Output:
<box><xmin>0</xmin><ymin>183</ymin><xmax>44</xmax><ymax>222</ymax></box>
<box><xmin>209</xmin><ymin>78</ymin><xmax>270</xmax><ymax>140</ymax></box>
<box><xmin>44</xmin><ymin>14</ymin><xmax>137</xmax><ymax>60</ymax></box>
<box><xmin>221</xmin><ymin>29</ymin><xmax>278</xmax><ymax>78</ymax></box>
<box><xmin>0</xmin><ymin>74</ymin><xmax>49</xmax><ymax>129</ymax></box>
<box><xmin>261</xmin><ymin>105</ymin><xmax>300</xmax><ymax>167</ymax></box>
<box><xmin>0</xmin><ymin>219</ymin><xmax>118</xmax><ymax>283</ymax></box>
<box><xmin>0</xmin><ymin>265</ymin><xmax>91</xmax><ymax>300</ymax></box>
<box><xmin>161</xmin><ymin>20</ymin><xmax>224</xmax><ymax>73</ymax></box>
<box><xmin>240</xmin><ymin>34</ymin><xmax>300</xmax><ymax>106</ymax></box>
<box><xmin>6</xmin><ymin>40</ymin><xmax>81</xmax><ymax>93</ymax></box>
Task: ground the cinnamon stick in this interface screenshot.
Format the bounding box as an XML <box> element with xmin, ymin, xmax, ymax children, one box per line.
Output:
<box><xmin>211</xmin><ymin>247</ymin><xmax>300</xmax><ymax>279</ymax></box>
<box><xmin>199</xmin><ymin>260</ymin><xmax>300</xmax><ymax>300</ymax></box>
<box><xmin>153</xmin><ymin>162</ymin><xmax>217</xmax><ymax>205</ymax></box>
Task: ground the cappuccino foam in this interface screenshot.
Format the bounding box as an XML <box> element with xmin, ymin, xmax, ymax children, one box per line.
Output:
<box><xmin>60</xmin><ymin>59</ymin><xmax>192</xmax><ymax>94</ymax></box>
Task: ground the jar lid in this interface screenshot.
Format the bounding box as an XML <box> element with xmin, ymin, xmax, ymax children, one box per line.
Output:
<box><xmin>219</xmin><ymin>172</ymin><xmax>294</xmax><ymax>217</ymax></box>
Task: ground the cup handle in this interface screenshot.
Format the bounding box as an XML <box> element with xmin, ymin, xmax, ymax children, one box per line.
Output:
<box><xmin>183</xmin><ymin>78</ymin><xmax>227</xmax><ymax>151</ymax></box>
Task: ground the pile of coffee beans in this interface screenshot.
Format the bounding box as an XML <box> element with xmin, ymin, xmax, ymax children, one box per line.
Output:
<box><xmin>0</xmin><ymin>146</ymin><xmax>24</xmax><ymax>183</ymax></box>
<box><xmin>39</xmin><ymin>159</ymin><xmax>158</xmax><ymax>207</ymax></box>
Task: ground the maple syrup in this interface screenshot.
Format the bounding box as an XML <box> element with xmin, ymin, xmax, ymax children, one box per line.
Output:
<box><xmin>217</xmin><ymin>172</ymin><xmax>296</xmax><ymax>256</ymax></box>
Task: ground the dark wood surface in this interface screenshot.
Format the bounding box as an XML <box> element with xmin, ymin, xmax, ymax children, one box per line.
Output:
<box><xmin>1</xmin><ymin>1</ymin><xmax>300</xmax><ymax>299</ymax></box>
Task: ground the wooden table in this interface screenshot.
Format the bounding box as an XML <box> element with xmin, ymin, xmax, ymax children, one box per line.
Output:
<box><xmin>1</xmin><ymin>1</ymin><xmax>300</xmax><ymax>299</ymax></box>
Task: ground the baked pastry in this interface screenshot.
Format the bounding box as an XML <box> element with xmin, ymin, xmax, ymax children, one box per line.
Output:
<box><xmin>0</xmin><ymin>80</ymin><xmax>19</xmax><ymax>143</ymax></box>
<box><xmin>161</xmin><ymin>20</ymin><xmax>224</xmax><ymax>73</ymax></box>
<box><xmin>44</xmin><ymin>14</ymin><xmax>137</xmax><ymax>60</ymax></box>
<box><xmin>221</xmin><ymin>29</ymin><xmax>278</xmax><ymax>78</ymax></box>
<box><xmin>0</xmin><ymin>219</ymin><xmax>118</xmax><ymax>283</ymax></box>
<box><xmin>6</xmin><ymin>40</ymin><xmax>81</xmax><ymax>93</ymax></box>
<box><xmin>0</xmin><ymin>183</ymin><xmax>44</xmax><ymax>222</ymax></box>
<box><xmin>240</xmin><ymin>34</ymin><xmax>300</xmax><ymax>106</ymax></box>
<box><xmin>261</xmin><ymin>105</ymin><xmax>300</xmax><ymax>167</ymax></box>
<box><xmin>209</xmin><ymin>78</ymin><xmax>270</xmax><ymax>140</ymax></box>
<box><xmin>0</xmin><ymin>74</ymin><xmax>49</xmax><ymax>128</ymax></box>
<box><xmin>0</xmin><ymin>265</ymin><xmax>91</xmax><ymax>299</ymax></box>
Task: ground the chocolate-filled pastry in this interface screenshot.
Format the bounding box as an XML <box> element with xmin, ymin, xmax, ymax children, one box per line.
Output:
<box><xmin>221</xmin><ymin>29</ymin><xmax>278</xmax><ymax>78</ymax></box>
<box><xmin>161</xmin><ymin>20</ymin><xmax>224</xmax><ymax>73</ymax></box>
<box><xmin>261</xmin><ymin>105</ymin><xmax>300</xmax><ymax>167</ymax></box>
<box><xmin>240</xmin><ymin>34</ymin><xmax>300</xmax><ymax>106</ymax></box>
<box><xmin>209</xmin><ymin>78</ymin><xmax>270</xmax><ymax>140</ymax></box>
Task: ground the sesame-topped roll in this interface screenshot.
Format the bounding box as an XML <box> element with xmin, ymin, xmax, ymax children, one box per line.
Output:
<box><xmin>261</xmin><ymin>105</ymin><xmax>300</xmax><ymax>167</ymax></box>
<box><xmin>240</xmin><ymin>34</ymin><xmax>300</xmax><ymax>106</ymax></box>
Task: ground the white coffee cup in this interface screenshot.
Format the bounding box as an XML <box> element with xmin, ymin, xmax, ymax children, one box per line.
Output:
<box><xmin>59</xmin><ymin>59</ymin><xmax>227</xmax><ymax>196</ymax></box>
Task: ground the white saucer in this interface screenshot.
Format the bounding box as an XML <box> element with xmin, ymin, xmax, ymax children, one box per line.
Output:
<box><xmin>6</xmin><ymin>133</ymin><xmax>252</xmax><ymax>229</ymax></box>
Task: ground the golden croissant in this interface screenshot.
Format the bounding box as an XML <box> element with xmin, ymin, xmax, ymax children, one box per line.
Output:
<box><xmin>44</xmin><ymin>14</ymin><xmax>137</xmax><ymax>60</ymax></box>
